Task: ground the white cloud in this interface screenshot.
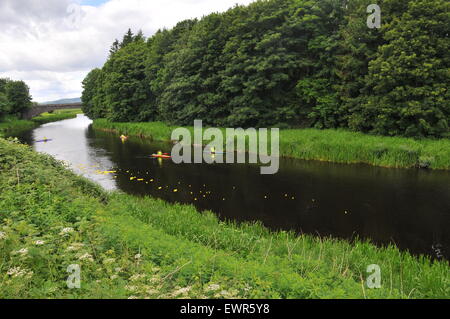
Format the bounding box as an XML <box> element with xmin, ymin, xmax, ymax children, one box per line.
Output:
<box><xmin>0</xmin><ymin>0</ymin><xmax>255</xmax><ymax>102</ymax></box>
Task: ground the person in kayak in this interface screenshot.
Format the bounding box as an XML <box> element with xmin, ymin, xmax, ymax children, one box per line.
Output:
<box><xmin>36</xmin><ymin>137</ymin><xmax>51</xmax><ymax>143</ymax></box>
<box><xmin>151</xmin><ymin>151</ymin><xmax>171</xmax><ymax>158</ymax></box>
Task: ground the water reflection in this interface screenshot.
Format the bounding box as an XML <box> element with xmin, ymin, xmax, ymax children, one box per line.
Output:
<box><xmin>29</xmin><ymin>115</ymin><xmax>117</xmax><ymax>190</ymax></box>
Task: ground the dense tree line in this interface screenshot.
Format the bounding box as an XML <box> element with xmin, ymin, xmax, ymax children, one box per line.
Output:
<box><xmin>82</xmin><ymin>0</ymin><xmax>449</xmax><ymax>138</ymax></box>
<box><xmin>0</xmin><ymin>78</ymin><xmax>33</xmax><ymax>118</ymax></box>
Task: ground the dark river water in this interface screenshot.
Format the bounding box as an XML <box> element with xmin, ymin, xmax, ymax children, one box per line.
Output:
<box><xmin>13</xmin><ymin>114</ymin><xmax>450</xmax><ymax>260</ymax></box>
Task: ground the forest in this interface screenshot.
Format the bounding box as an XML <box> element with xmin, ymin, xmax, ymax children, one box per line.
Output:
<box><xmin>0</xmin><ymin>78</ymin><xmax>33</xmax><ymax>119</ymax></box>
<box><xmin>81</xmin><ymin>0</ymin><xmax>450</xmax><ymax>138</ymax></box>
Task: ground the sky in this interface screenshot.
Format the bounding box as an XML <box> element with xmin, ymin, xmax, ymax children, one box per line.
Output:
<box><xmin>0</xmin><ymin>0</ymin><xmax>255</xmax><ymax>103</ymax></box>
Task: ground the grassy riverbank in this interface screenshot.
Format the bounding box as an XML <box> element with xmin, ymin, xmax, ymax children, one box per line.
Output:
<box><xmin>0</xmin><ymin>119</ymin><xmax>35</xmax><ymax>136</ymax></box>
<box><xmin>0</xmin><ymin>137</ymin><xmax>448</xmax><ymax>299</ymax></box>
<box><xmin>0</xmin><ymin>109</ymin><xmax>82</xmax><ymax>137</ymax></box>
<box><xmin>92</xmin><ymin>119</ymin><xmax>450</xmax><ymax>170</ymax></box>
<box><xmin>31</xmin><ymin>108</ymin><xmax>83</xmax><ymax>125</ymax></box>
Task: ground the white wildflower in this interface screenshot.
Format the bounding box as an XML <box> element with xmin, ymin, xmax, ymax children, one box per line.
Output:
<box><xmin>134</xmin><ymin>253</ymin><xmax>142</xmax><ymax>260</ymax></box>
<box><xmin>12</xmin><ymin>248</ymin><xmax>29</xmax><ymax>256</ymax></box>
<box><xmin>243</xmin><ymin>283</ymin><xmax>252</xmax><ymax>292</ymax></box>
<box><xmin>129</xmin><ymin>274</ymin><xmax>146</xmax><ymax>281</ymax></box>
<box><xmin>125</xmin><ymin>285</ymin><xmax>137</xmax><ymax>292</ymax></box>
<box><xmin>66</xmin><ymin>243</ymin><xmax>84</xmax><ymax>251</ymax></box>
<box><xmin>149</xmin><ymin>276</ymin><xmax>161</xmax><ymax>283</ymax></box>
<box><xmin>147</xmin><ymin>288</ymin><xmax>159</xmax><ymax>295</ymax></box>
<box><xmin>0</xmin><ymin>231</ymin><xmax>6</xmax><ymax>240</ymax></box>
<box><xmin>7</xmin><ymin>267</ymin><xmax>22</xmax><ymax>276</ymax></box>
<box><xmin>78</xmin><ymin>253</ymin><xmax>94</xmax><ymax>262</ymax></box>
<box><xmin>103</xmin><ymin>258</ymin><xmax>116</xmax><ymax>264</ymax></box>
<box><xmin>214</xmin><ymin>290</ymin><xmax>237</xmax><ymax>298</ymax></box>
<box><xmin>173</xmin><ymin>287</ymin><xmax>191</xmax><ymax>296</ymax></box>
<box><xmin>60</xmin><ymin>227</ymin><xmax>74</xmax><ymax>235</ymax></box>
<box><xmin>7</xmin><ymin>266</ymin><xmax>33</xmax><ymax>278</ymax></box>
<box><xmin>205</xmin><ymin>284</ymin><xmax>220</xmax><ymax>292</ymax></box>
<box><xmin>114</xmin><ymin>267</ymin><xmax>123</xmax><ymax>273</ymax></box>
<box><xmin>34</xmin><ymin>240</ymin><xmax>45</xmax><ymax>246</ymax></box>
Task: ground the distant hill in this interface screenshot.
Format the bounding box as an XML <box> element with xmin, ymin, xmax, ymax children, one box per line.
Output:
<box><xmin>41</xmin><ymin>97</ymin><xmax>81</xmax><ymax>105</ymax></box>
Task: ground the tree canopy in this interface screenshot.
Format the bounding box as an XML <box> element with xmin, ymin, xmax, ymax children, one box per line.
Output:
<box><xmin>0</xmin><ymin>78</ymin><xmax>32</xmax><ymax>118</ymax></box>
<box><xmin>82</xmin><ymin>0</ymin><xmax>450</xmax><ymax>138</ymax></box>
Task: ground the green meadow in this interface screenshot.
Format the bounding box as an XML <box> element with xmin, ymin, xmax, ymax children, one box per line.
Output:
<box><xmin>31</xmin><ymin>108</ymin><xmax>83</xmax><ymax>125</ymax></box>
<box><xmin>0</xmin><ymin>109</ymin><xmax>82</xmax><ymax>137</ymax></box>
<box><xmin>0</xmin><ymin>137</ymin><xmax>448</xmax><ymax>299</ymax></box>
<box><xmin>92</xmin><ymin>119</ymin><xmax>450</xmax><ymax>170</ymax></box>
<box><xmin>0</xmin><ymin>118</ymin><xmax>36</xmax><ymax>137</ymax></box>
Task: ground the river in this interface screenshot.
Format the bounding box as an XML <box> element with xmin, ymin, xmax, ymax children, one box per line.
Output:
<box><xmin>12</xmin><ymin>114</ymin><xmax>450</xmax><ymax>260</ymax></box>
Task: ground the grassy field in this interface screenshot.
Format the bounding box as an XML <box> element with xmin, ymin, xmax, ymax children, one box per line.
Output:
<box><xmin>92</xmin><ymin>119</ymin><xmax>450</xmax><ymax>170</ymax></box>
<box><xmin>0</xmin><ymin>137</ymin><xmax>448</xmax><ymax>299</ymax></box>
<box><xmin>30</xmin><ymin>108</ymin><xmax>83</xmax><ymax>125</ymax></box>
<box><xmin>0</xmin><ymin>109</ymin><xmax>83</xmax><ymax>138</ymax></box>
<box><xmin>0</xmin><ymin>118</ymin><xmax>36</xmax><ymax>137</ymax></box>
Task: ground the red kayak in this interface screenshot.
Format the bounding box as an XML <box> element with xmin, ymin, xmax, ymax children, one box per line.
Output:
<box><xmin>151</xmin><ymin>153</ymin><xmax>171</xmax><ymax>159</ymax></box>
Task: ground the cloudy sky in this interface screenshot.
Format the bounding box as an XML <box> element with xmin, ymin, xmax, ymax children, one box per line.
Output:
<box><xmin>0</xmin><ymin>0</ymin><xmax>255</xmax><ymax>103</ymax></box>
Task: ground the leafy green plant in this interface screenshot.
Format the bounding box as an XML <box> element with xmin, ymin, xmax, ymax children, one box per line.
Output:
<box><xmin>1</xmin><ymin>137</ymin><xmax>448</xmax><ymax>299</ymax></box>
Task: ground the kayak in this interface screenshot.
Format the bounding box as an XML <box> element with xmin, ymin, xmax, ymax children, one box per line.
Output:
<box><xmin>35</xmin><ymin>139</ymin><xmax>52</xmax><ymax>143</ymax></box>
<box><xmin>151</xmin><ymin>154</ymin><xmax>171</xmax><ymax>159</ymax></box>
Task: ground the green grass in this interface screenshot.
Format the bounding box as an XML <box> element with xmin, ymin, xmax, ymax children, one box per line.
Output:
<box><xmin>0</xmin><ymin>137</ymin><xmax>448</xmax><ymax>299</ymax></box>
<box><xmin>0</xmin><ymin>118</ymin><xmax>36</xmax><ymax>137</ymax></box>
<box><xmin>92</xmin><ymin>119</ymin><xmax>450</xmax><ymax>170</ymax></box>
<box><xmin>93</xmin><ymin>120</ymin><xmax>176</xmax><ymax>141</ymax></box>
<box><xmin>31</xmin><ymin>108</ymin><xmax>83</xmax><ymax>125</ymax></box>
<box><xmin>0</xmin><ymin>109</ymin><xmax>83</xmax><ymax>138</ymax></box>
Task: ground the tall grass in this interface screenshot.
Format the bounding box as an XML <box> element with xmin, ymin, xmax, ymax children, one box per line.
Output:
<box><xmin>106</xmin><ymin>195</ymin><xmax>449</xmax><ymax>299</ymax></box>
<box><xmin>0</xmin><ymin>118</ymin><xmax>35</xmax><ymax>137</ymax></box>
<box><xmin>32</xmin><ymin>108</ymin><xmax>83</xmax><ymax>125</ymax></box>
<box><xmin>279</xmin><ymin>128</ymin><xmax>450</xmax><ymax>170</ymax></box>
<box><xmin>93</xmin><ymin>119</ymin><xmax>177</xmax><ymax>141</ymax></box>
<box><xmin>1</xmin><ymin>137</ymin><xmax>448</xmax><ymax>298</ymax></box>
<box><xmin>93</xmin><ymin>119</ymin><xmax>450</xmax><ymax>170</ymax></box>
<box><xmin>0</xmin><ymin>109</ymin><xmax>83</xmax><ymax>138</ymax></box>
